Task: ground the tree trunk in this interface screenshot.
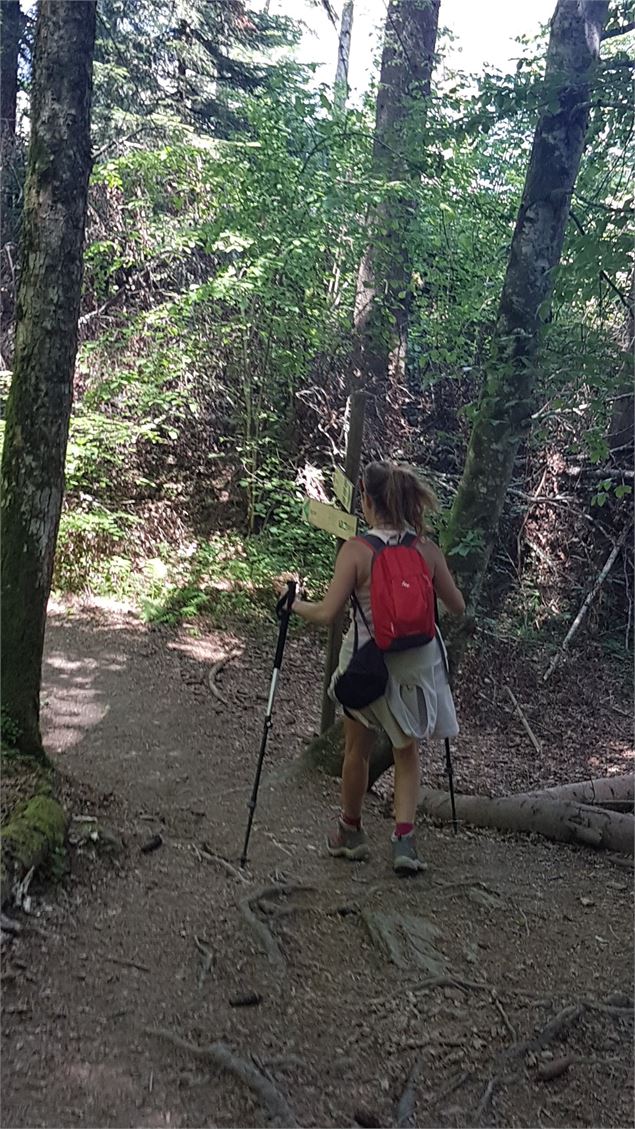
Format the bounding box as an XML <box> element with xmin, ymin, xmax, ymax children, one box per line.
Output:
<box><xmin>442</xmin><ymin>0</ymin><xmax>609</xmax><ymax>621</ymax></box>
<box><xmin>0</xmin><ymin>0</ymin><xmax>20</xmax><ymax>140</ymax></box>
<box><xmin>419</xmin><ymin>787</ymin><xmax>634</xmax><ymax>855</ymax></box>
<box><xmin>333</xmin><ymin>0</ymin><xmax>354</xmax><ymax>112</ymax></box>
<box><xmin>608</xmin><ymin>269</ymin><xmax>634</xmax><ymax>453</ymax></box>
<box><xmin>514</xmin><ymin>775</ymin><xmax>634</xmax><ymax>812</ymax></box>
<box><xmin>352</xmin><ymin>0</ymin><xmax>439</xmax><ymax>435</ymax></box>
<box><xmin>0</xmin><ymin>0</ymin><xmax>97</xmax><ymax>758</ymax></box>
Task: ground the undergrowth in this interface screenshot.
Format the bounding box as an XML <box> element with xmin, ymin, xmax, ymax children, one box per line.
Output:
<box><xmin>53</xmin><ymin>521</ymin><xmax>335</xmax><ymax>628</ymax></box>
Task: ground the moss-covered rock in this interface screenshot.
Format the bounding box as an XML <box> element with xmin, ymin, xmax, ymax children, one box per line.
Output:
<box><xmin>1</xmin><ymin>790</ymin><xmax>68</xmax><ymax>907</ymax></box>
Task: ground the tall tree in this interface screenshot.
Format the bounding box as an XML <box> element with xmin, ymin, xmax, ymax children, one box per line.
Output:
<box><xmin>1</xmin><ymin>0</ymin><xmax>97</xmax><ymax>757</ymax></box>
<box><xmin>92</xmin><ymin>0</ymin><xmax>299</xmax><ymax>153</ymax></box>
<box><xmin>442</xmin><ymin>0</ymin><xmax>610</xmax><ymax>614</ymax></box>
<box><xmin>352</xmin><ymin>0</ymin><xmax>440</xmax><ymax>436</ymax></box>
<box><xmin>333</xmin><ymin>0</ymin><xmax>354</xmax><ymax>112</ymax></box>
<box><xmin>0</xmin><ymin>0</ymin><xmax>20</xmax><ymax>140</ymax></box>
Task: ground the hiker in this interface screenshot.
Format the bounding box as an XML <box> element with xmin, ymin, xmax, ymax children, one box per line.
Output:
<box><xmin>291</xmin><ymin>460</ymin><xmax>465</xmax><ymax>873</ymax></box>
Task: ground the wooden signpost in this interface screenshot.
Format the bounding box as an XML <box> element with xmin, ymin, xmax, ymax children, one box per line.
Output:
<box><xmin>301</xmin><ymin>392</ymin><xmax>366</xmax><ymax>732</ymax></box>
<box><xmin>333</xmin><ymin>466</ymin><xmax>354</xmax><ymax>512</ymax></box>
<box><xmin>320</xmin><ymin>390</ymin><xmax>366</xmax><ymax>733</ymax></box>
<box><xmin>304</xmin><ymin>498</ymin><xmax>357</xmax><ymax>540</ymax></box>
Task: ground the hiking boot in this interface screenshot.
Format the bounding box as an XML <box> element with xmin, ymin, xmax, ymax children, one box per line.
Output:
<box><xmin>327</xmin><ymin>821</ymin><xmax>370</xmax><ymax>861</ymax></box>
<box><xmin>392</xmin><ymin>833</ymin><xmax>427</xmax><ymax>875</ymax></box>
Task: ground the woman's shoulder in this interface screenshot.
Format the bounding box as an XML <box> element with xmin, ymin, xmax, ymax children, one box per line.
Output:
<box><xmin>416</xmin><ymin>536</ymin><xmax>441</xmax><ymax>572</ymax></box>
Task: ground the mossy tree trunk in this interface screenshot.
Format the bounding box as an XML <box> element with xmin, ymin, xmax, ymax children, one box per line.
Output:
<box><xmin>352</xmin><ymin>0</ymin><xmax>440</xmax><ymax>433</ymax></box>
<box><xmin>442</xmin><ymin>0</ymin><xmax>609</xmax><ymax>624</ymax></box>
<box><xmin>0</xmin><ymin>0</ymin><xmax>20</xmax><ymax>141</ymax></box>
<box><xmin>0</xmin><ymin>0</ymin><xmax>97</xmax><ymax>758</ymax></box>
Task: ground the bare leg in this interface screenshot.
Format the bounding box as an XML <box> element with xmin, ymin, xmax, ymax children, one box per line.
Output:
<box><xmin>392</xmin><ymin>740</ymin><xmax>419</xmax><ymax>826</ymax></box>
<box><xmin>341</xmin><ymin>716</ymin><xmax>374</xmax><ymax>821</ymax></box>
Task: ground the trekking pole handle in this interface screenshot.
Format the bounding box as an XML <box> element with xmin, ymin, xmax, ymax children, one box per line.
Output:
<box><xmin>275</xmin><ymin>580</ymin><xmax>296</xmax><ymax>621</ymax></box>
<box><xmin>273</xmin><ymin>580</ymin><xmax>296</xmax><ymax>670</ymax></box>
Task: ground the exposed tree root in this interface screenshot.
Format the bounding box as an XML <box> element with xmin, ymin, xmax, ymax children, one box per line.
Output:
<box><xmin>360</xmin><ymin>908</ymin><xmax>446</xmax><ymax>975</ymax></box>
<box><xmin>146</xmin><ymin>1027</ymin><xmax>298</xmax><ymax>1127</ymax></box>
<box><xmin>396</xmin><ymin>1052</ymin><xmax>424</xmax><ymax>1127</ymax></box>
<box><xmin>207</xmin><ymin>653</ymin><xmax>239</xmax><ymax>706</ymax></box>
<box><xmin>474</xmin><ymin>1003</ymin><xmax>587</xmax><ymax>1123</ymax></box>
<box><xmin>239</xmin><ymin>882</ymin><xmax>313</xmax><ymax>973</ymax></box>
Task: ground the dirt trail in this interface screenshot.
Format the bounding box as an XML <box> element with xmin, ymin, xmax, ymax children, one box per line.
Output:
<box><xmin>1</xmin><ymin>604</ymin><xmax>633</xmax><ymax>1128</ymax></box>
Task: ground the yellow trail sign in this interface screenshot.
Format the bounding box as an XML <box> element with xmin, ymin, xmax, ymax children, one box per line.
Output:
<box><xmin>304</xmin><ymin>498</ymin><xmax>358</xmax><ymax>540</ymax></box>
<box><xmin>333</xmin><ymin>466</ymin><xmax>354</xmax><ymax>512</ymax></box>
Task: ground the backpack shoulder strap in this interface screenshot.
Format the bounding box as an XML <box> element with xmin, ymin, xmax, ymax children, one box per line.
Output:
<box><xmin>400</xmin><ymin>531</ymin><xmax>417</xmax><ymax>548</ymax></box>
<box><xmin>355</xmin><ymin>534</ymin><xmax>386</xmax><ymax>555</ymax></box>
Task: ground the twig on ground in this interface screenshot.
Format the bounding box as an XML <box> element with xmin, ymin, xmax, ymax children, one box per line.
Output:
<box><xmin>208</xmin><ymin>653</ymin><xmax>239</xmax><ymax>706</ymax></box>
<box><xmin>105</xmin><ymin>956</ymin><xmax>150</xmax><ymax>973</ymax></box>
<box><xmin>194</xmin><ymin>935</ymin><xmax>215</xmax><ymax>987</ymax></box>
<box><xmin>414</xmin><ymin>975</ymin><xmax>492</xmax><ymax>993</ymax></box>
<box><xmin>493</xmin><ymin>995</ymin><xmax>517</xmax><ymax>1040</ymax></box>
<box><xmin>146</xmin><ymin>1027</ymin><xmax>298</xmax><ymax>1127</ymax></box>
<box><xmin>196</xmin><ymin>845</ymin><xmax>248</xmax><ymax>883</ymax></box>
<box><xmin>505</xmin><ymin>686</ymin><xmax>542</xmax><ymax>756</ymax></box>
<box><xmin>584</xmin><ymin>999</ymin><xmax>633</xmax><ymax>1018</ymax></box>
<box><xmin>475</xmin><ymin>1076</ymin><xmax>497</xmax><ymax>1122</ymax></box>
<box><xmin>430</xmin><ymin>1071</ymin><xmax>471</xmax><ymax>1109</ymax></box>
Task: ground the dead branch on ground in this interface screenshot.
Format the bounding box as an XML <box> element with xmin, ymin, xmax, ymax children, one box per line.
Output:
<box><xmin>419</xmin><ymin>787</ymin><xmax>634</xmax><ymax>855</ymax></box>
<box><xmin>544</xmin><ymin>524</ymin><xmax>631</xmax><ymax>680</ymax></box>
<box><xmin>505</xmin><ymin>686</ymin><xmax>542</xmax><ymax>756</ymax></box>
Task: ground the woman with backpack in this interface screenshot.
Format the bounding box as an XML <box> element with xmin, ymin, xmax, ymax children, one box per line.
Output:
<box><xmin>291</xmin><ymin>460</ymin><xmax>465</xmax><ymax>873</ymax></box>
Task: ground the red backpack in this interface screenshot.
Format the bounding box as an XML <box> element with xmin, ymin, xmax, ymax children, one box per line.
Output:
<box><xmin>359</xmin><ymin>532</ymin><xmax>436</xmax><ymax>652</ymax></box>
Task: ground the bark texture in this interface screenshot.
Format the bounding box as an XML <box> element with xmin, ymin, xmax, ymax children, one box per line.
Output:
<box><xmin>419</xmin><ymin>786</ymin><xmax>634</xmax><ymax>855</ymax></box>
<box><xmin>442</xmin><ymin>0</ymin><xmax>609</xmax><ymax>616</ymax></box>
<box><xmin>0</xmin><ymin>0</ymin><xmax>97</xmax><ymax>757</ymax></box>
<box><xmin>352</xmin><ymin>0</ymin><xmax>439</xmax><ymax>431</ymax></box>
<box><xmin>514</xmin><ymin>774</ymin><xmax>634</xmax><ymax>811</ymax></box>
<box><xmin>333</xmin><ymin>0</ymin><xmax>354</xmax><ymax>112</ymax></box>
<box><xmin>0</xmin><ymin>0</ymin><xmax>20</xmax><ymax>140</ymax></box>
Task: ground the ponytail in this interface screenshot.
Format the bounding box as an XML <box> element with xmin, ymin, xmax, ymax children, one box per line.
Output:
<box><xmin>362</xmin><ymin>461</ymin><xmax>437</xmax><ymax>535</ymax></box>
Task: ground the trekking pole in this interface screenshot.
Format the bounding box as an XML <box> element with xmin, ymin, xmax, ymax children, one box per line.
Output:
<box><xmin>444</xmin><ymin>737</ymin><xmax>458</xmax><ymax>835</ymax></box>
<box><xmin>434</xmin><ymin>595</ymin><xmax>458</xmax><ymax>835</ymax></box>
<box><xmin>240</xmin><ymin>580</ymin><xmax>296</xmax><ymax>868</ymax></box>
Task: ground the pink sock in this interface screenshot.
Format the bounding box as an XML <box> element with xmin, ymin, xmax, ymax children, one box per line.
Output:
<box><xmin>395</xmin><ymin>822</ymin><xmax>414</xmax><ymax>839</ymax></box>
<box><xmin>341</xmin><ymin>812</ymin><xmax>361</xmax><ymax>831</ymax></box>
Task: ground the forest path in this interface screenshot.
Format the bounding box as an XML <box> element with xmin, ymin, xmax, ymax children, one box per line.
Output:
<box><xmin>1</xmin><ymin>603</ymin><xmax>633</xmax><ymax>1129</ymax></box>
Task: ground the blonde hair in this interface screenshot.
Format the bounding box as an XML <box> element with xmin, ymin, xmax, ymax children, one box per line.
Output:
<box><xmin>362</xmin><ymin>461</ymin><xmax>437</xmax><ymax>535</ymax></box>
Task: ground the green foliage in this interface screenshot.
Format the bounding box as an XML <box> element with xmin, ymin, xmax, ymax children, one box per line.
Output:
<box><xmin>0</xmin><ymin>710</ymin><xmax>21</xmax><ymax>751</ymax></box>
<box><xmin>52</xmin><ymin>17</ymin><xmax>633</xmax><ymax>636</ymax></box>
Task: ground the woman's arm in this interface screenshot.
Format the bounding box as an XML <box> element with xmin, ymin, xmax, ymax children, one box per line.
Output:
<box><xmin>292</xmin><ymin>539</ymin><xmax>359</xmax><ymax>627</ymax></box>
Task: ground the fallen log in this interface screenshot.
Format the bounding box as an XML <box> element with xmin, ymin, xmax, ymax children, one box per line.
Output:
<box><xmin>301</xmin><ymin>720</ymin><xmax>393</xmax><ymax>787</ymax></box>
<box><xmin>419</xmin><ymin>787</ymin><xmax>634</xmax><ymax>855</ymax></box>
<box><xmin>514</xmin><ymin>774</ymin><xmax>634</xmax><ymax>812</ymax></box>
